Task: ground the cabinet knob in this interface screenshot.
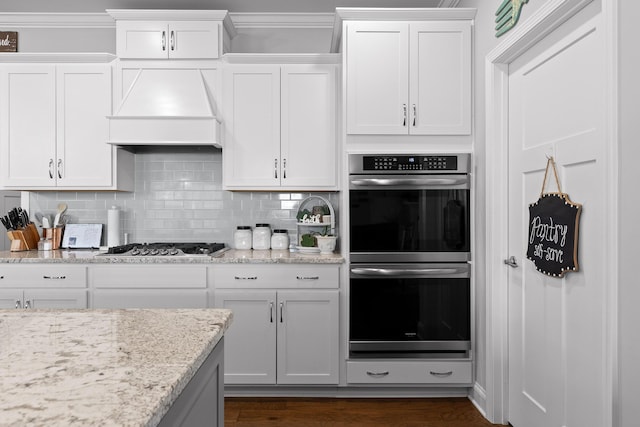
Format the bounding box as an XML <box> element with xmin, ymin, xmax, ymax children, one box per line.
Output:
<box><xmin>57</xmin><ymin>159</ymin><xmax>63</xmax><ymax>179</ymax></box>
<box><xmin>274</xmin><ymin>158</ymin><xmax>278</xmax><ymax>179</ymax></box>
<box><xmin>15</xmin><ymin>300</ymin><xmax>21</xmax><ymax>309</ymax></box>
<box><xmin>170</xmin><ymin>30</ymin><xmax>175</xmax><ymax>51</ymax></box>
<box><xmin>43</xmin><ymin>275</ymin><xmax>66</xmax><ymax>280</ymax></box>
<box><xmin>279</xmin><ymin>301</ymin><xmax>284</xmax><ymax>323</ymax></box>
<box><xmin>296</xmin><ymin>276</ymin><xmax>319</xmax><ymax>281</ymax></box>
<box><xmin>283</xmin><ymin>158</ymin><xmax>287</xmax><ymax>179</ymax></box>
<box><xmin>24</xmin><ymin>300</ymin><xmax>31</xmax><ymax>309</ymax></box>
<box><xmin>49</xmin><ymin>159</ymin><xmax>54</xmax><ymax>179</ymax></box>
<box><xmin>162</xmin><ymin>31</ymin><xmax>166</xmax><ymax>51</ymax></box>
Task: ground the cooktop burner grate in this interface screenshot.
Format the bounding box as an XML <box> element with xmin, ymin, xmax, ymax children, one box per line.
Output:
<box><xmin>105</xmin><ymin>242</ymin><xmax>226</xmax><ymax>256</ymax></box>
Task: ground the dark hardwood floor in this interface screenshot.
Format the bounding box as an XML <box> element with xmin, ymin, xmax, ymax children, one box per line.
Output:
<box><xmin>225</xmin><ymin>397</ymin><xmax>498</xmax><ymax>427</ymax></box>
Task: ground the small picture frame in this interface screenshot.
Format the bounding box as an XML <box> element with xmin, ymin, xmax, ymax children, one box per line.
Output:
<box><xmin>0</xmin><ymin>32</ymin><xmax>18</xmax><ymax>52</ymax></box>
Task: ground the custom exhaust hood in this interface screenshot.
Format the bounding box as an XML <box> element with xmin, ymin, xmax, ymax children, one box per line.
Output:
<box><xmin>107</xmin><ymin>68</ymin><xmax>222</xmax><ymax>148</ymax></box>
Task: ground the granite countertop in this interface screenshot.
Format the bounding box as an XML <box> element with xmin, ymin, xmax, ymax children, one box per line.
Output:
<box><xmin>0</xmin><ymin>249</ymin><xmax>344</xmax><ymax>264</ymax></box>
<box><xmin>0</xmin><ymin>308</ymin><xmax>232</xmax><ymax>427</ymax></box>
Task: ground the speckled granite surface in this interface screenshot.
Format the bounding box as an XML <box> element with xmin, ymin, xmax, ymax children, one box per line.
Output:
<box><xmin>0</xmin><ymin>308</ymin><xmax>232</xmax><ymax>427</ymax></box>
<box><xmin>0</xmin><ymin>249</ymin><xmax>344</xmax><ymax>264</ymax></box>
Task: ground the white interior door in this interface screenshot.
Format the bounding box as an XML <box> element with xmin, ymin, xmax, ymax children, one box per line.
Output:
<box><xmin>507</xmin><ymin>14</ymin><xmax>608</xmax><ymax>427</ymax></box>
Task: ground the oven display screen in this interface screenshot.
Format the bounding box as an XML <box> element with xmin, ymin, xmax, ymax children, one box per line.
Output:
<box><xmin>361</xmin><ymin>156</ymin><xmax>458</xmax><ymax>171</ymax></box>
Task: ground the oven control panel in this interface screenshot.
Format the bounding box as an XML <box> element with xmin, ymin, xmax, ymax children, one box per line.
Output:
<box><xmin>361</xmin><ymin>155</ymin><xmax>459</xmax><ymax>171</ymax></box>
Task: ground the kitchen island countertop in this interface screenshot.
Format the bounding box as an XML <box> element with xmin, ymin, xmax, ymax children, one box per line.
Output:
<box><xmin>0</xmin><ymin>308</ymin><xmax>232</xmax><ymax>427</ymax></box>
<box><xmin>0</xmin><ymin>248</ymin><xmax>344</xmax><ymax>264</ymax></box>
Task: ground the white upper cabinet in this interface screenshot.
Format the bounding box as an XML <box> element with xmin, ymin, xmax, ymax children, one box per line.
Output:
<box><xmin>116</xmin><ymin>21</ymin><xmax>220</xmax><ymax>59</ymax></box>
<box><xmin>0</xmin><ymin>57</ymin><xmax>133</xmax><ymax>190</ymax></box>
<box><xmin>108</xmin><ymin>10</ymin><xmax>233</xmax><ymax>60</ymax></box>
<box><xmin>346</xmin><ymin>20</ymin><xmax>471</xmax><ymax>135</ymax></box>
<box><xmin>223</xmin><ymin>58</ymin><xmax>338</xmax><ymax>191</ymax></box>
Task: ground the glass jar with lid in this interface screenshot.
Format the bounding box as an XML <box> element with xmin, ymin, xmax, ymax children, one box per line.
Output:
<box><xmin>252</xmin><ymin>224</ymin><xmax>271</xmax><ymax>250</ymax></box>
<box><xmin>271</xmin><ymin>229</ymin><xmax>289</xmax><ymax>250</ymax></box>
<box><xmin>234</xmin><ymin>226</ymin><xmax>252</xmax><ymax>250</ymax></box>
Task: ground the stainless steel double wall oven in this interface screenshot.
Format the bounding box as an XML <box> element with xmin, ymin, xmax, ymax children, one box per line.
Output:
<box><xmin>348</xmin><ymin>153</ymin><xmax>471</xmax><ymax>358</ymax></box>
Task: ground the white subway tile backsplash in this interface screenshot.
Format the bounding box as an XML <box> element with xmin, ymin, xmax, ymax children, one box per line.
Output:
<box><xmin>29</xmin><ymin>147</ymin><xmax>339</xmax><ymax>246</ymax></box>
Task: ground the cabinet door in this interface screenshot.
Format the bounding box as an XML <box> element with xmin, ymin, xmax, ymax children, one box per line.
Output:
<box><xmin>409</xmin><ymin>21</ymin><xmax>471</xmax><ymax>135</ymax></box>
<box><xmin>168</xmin><ymin>21</ymin><xmax>220</xmax><ymax>59</ymax></box>
<box><xmin>116</xmin><ymin>21</ymin><xmax>169</xmax><ymax>59</ymax></box>
<box><xmin>281</xmin><ymin>65</ymin><xmax>337</xmax><ymax>189</ymax></box>
<box><xmin>0</xmin><ymin>64</ymin><xmax>56</xmax><ymax>187</ymax></box>
<box><xmin>56</xmin><ymin>64</ymin><xmax>114</xmax><ymax>188</ymax></box>
<box><xmin>346</xmin><ymin>22</ymin><xmax>409</xmax><ymax>135</ymax></box>
<box><xmin>216</xmin><ymin>290</ymin><xmax>277</xmax><ymax>384</ymax></box>
<box><xmin>26</xmin><ymin>289</ymin><xmax>87</xmax><ymax>309</ymax></box>
<box><xmin>277</xmin><ymin>290</ymin><xmax>339</xmax><ymax>384</ymax></box>
<box><xmin>223</xmin><ymin>66</ymin><xmax>281</xmax><ymax>189</ymax></box>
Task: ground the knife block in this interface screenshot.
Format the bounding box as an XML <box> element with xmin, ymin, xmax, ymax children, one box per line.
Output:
<box><xmin>7</xmin><ymin>223</ymin><xmax>40</xmax><ymax>251</ymax></box>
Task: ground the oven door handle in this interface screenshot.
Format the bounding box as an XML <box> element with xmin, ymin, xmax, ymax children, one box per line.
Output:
<box><xmin>349</xmin><ymin>177</ymin><xmax>468</xmax><ymax>187</ymax></box>
<box><xmin>350</xmin><ymin>267</ymin><xmax>463</xmax><ymax>277</ymax></box>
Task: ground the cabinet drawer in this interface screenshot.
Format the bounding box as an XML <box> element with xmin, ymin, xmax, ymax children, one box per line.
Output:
<box><xmin>0</xmin><ymin>265</ymin><xmax>87</xmax><ymax>288</ymax></box>
<box><xmin>90</xmin><ymin>265</ymin><xmax>207</xmax><ymax>289</ymax></box>
<box><xmin>346</xmin><ymin>360</ymin><xmax>472</xmax><ymax>385</ymax></box>
<box><xmin>212</xmin><ymin>264</ymin><xmax>339</xmax><ymax>289</ymax></box>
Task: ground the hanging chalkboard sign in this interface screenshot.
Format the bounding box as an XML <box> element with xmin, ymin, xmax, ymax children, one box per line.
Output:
<box><xmin>0</xmin><ymin>32</ymin><xmax>18</xmax><ymax>52</ymax></box>
<box><xmin>526</xmin><ymin>157</ymin><xmax>582</xmax><ymax>277</ymax></box>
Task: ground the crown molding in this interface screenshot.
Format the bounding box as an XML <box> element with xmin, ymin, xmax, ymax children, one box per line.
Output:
<box><xmin>0</xmin><ymin>52</ymin><xmax>116</xmax><ymax>63</ymax></box>
<box><xmin>0</xmin><ymin>12</ymin><xmax>114</xmax><ymax>28</ymax></box>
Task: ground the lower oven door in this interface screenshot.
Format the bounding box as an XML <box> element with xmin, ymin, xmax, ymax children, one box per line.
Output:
<box><xmin>349</xmin><ymin>263</ymin><xmax>470</xmax><ymax>358</ymax></box>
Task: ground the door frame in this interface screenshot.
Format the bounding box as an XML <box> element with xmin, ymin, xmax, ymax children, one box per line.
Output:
<box><xmin>483</xmin><ymin>0</ymin><xmax>618</xmax><ymax>424</ymax></box>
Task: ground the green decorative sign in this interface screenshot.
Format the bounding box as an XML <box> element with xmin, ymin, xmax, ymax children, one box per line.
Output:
<box><xmin>495</xmin><ymin>0</ymin><xmax>529</xmax><ymax>37</ymax></box>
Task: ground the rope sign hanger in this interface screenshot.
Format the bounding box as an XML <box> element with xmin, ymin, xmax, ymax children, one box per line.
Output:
<box><xmin>526</xmin><ymin>156</ymin><xmax>582</xmax><ymax>277</ymax></box>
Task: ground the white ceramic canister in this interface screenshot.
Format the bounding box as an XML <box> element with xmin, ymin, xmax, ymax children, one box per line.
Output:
<box><xmin>252</xmin><ymin>224</ymin><xmax>271</xmax><ymax>250</ymax></box>
<box><xmin>271</xmin><ymin>229</ymin><xmax>289</xmax><ymax>250</ymax></box>
<box><xmin>234</xmin><ymin>226</ymin><xmax>252</xmax><ymax>250</ymax></box>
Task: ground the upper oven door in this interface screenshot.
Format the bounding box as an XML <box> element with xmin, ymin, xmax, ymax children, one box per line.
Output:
<box><xmin>349</xmin><ymin>174</ymin><xmax>470</xmax><ymax>263</ymax></box>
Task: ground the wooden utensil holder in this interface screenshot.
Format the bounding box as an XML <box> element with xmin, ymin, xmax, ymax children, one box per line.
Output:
<box><xmin>44</xmin><ymin>227</ymin><xmax>63</xmax><ymax>250</ymax></box>
<box><xmin>7</xmin><ymin>223</ymin><xmax>40</xmax><ymax>251</ymax></box>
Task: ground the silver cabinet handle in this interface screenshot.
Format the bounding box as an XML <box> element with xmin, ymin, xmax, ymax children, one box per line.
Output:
<box><xmin>234</xmin><ymin>276</ymin><xmax>257</xmax><ymax>280</ymax></box>
<box><xmin>24</xmin><ymin>300</ymin><xmax>31</xmax><ymax>309</ymax></box>
<box><xmin>162</xmin><ymin>30</ymin><xmax>166</xmax><ymax>51</ymax></box>
<box><xmin>296</xmin><ymin>276</ymin><xmax>319</xmax><ymax>280</ymax></box>
<box><xmin>274</xmin><ymin>158</ymin><xmax>278</xmax><ymax>179</ymax></box>
<box><xmin>43</xmin><ymin>275</ymin><xmax>66</xmax><ymax>280</ymax></box>
<box><xmin>412</xmin><ymin>104</ymin><xmax>417</xmax><ymax>127</ymax></box>
<box><xmin>269</xmin><ymin>301</ymin><xmax>274</xmax><ymax>323</ymax></box>
<box><xmin>57</xmin><ymin>159</ymin><xmax>63</xmax><ymax>179</ymax></box>
<box><xmin>49</xmin><ymin>159</ymin><xmax>54</xmax><ymax>179</ymax></box>
<box><xmin>279</xmin><ymin>301</ymin><xmax>284</xmax><ymax>323</ymax></box>
<box><xmin>15</xmin><ymin>300</ymin><xmax>21</xmax><ymax>309</ymax></box>
<box><xmin>0</xmin><ymin>276</ymin><xmax>4</xmax><ymax>279</ymax></box>
<box><xmin>366</xmin><ymin>371</ymin><xmax>389</xmax><ymax>378</ymax></box>
<box><xmin>504</xmin><ymin>256</ymin><xmax>518</xmax><ymax>268</ymax></box>
<box><xmin>402</xmin><ymin>104</ymin><xmax>407</xmax><ymax>126</ymax></box>
<box><xmin>170</xmin><ymin>30</ymin><xmax>175</xmax><ymax>51</ymax></box>
<box><xmin>430</xmin><ymin>370</ymin><xmax>453</xmax><ymax>378</ymax></box>
<box><xmin>283</xmin><ymin>158</ymin><xmax>287</xmax><ymax>179</ymax></box>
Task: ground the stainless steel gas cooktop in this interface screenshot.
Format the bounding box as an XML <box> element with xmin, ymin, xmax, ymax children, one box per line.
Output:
<box><xmin>105</xmin><ymin>242</ymin><xmax>227</xmax><ymax>257</ymax></box>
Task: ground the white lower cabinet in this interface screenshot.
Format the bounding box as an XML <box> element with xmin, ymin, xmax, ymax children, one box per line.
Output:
<box><xmin>217</xmin><ymin>289</ymin><xmax>339</xmax><ymax>385</ymax></box>
<box><xmin>346</xmin><ymin>360</ymin><xmax>472</xmax><ymax>386</ymax></box>
<box><xmin>0</xmin><ymin>265</ymin><xmax>88</xmax><ymax>309</ymax></box>
<box><xmin>89</xmin><ymin>265</ymin><xmax>208</xmax><ymax>308</ymax></box>
<box><xmin>213</xmin><ymin>264</ymin><xmax>340</xmax><ymax>385</ymax></box>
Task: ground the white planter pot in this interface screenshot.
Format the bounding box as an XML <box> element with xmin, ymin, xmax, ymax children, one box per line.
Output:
<box><xmin>315</xmin><ymin>235</ymin><xmax>337</xmax><ymax>254</ymax></box>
